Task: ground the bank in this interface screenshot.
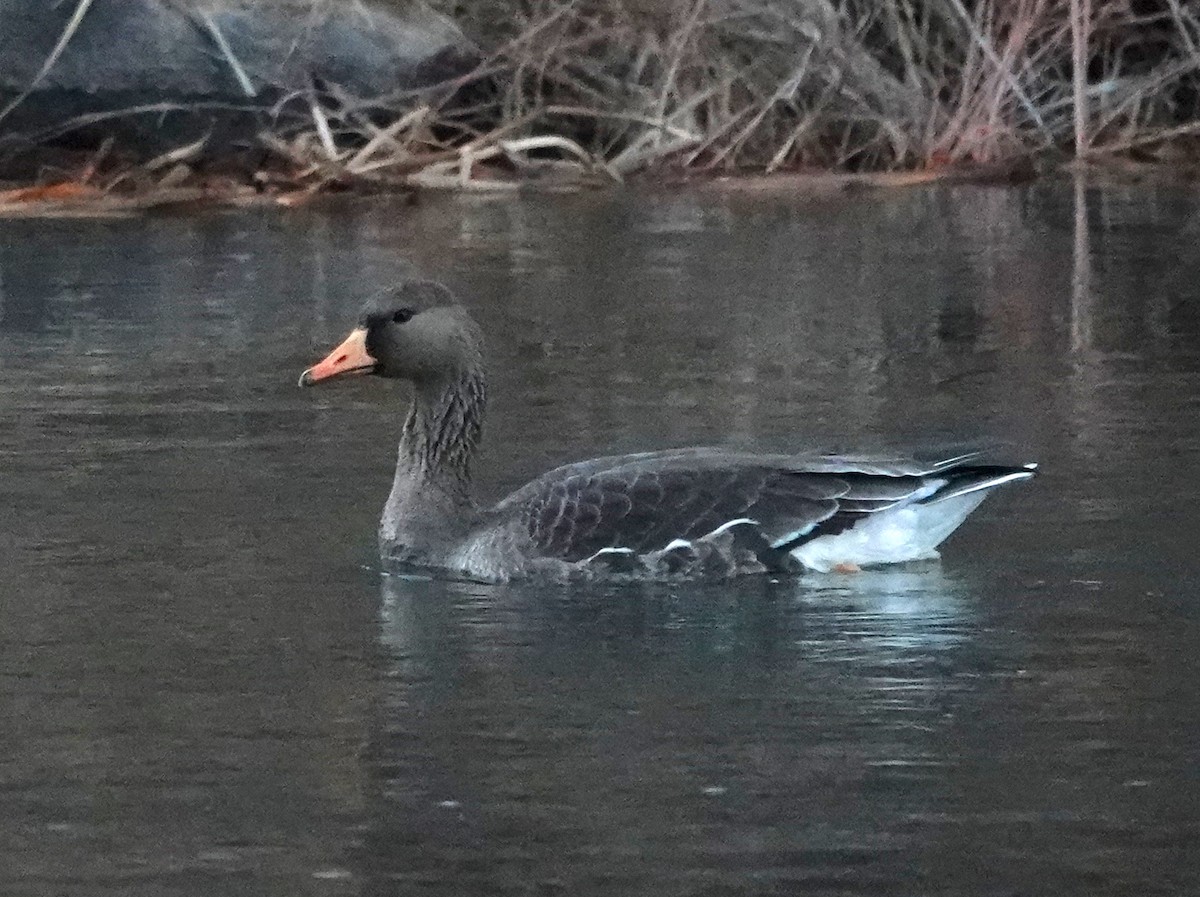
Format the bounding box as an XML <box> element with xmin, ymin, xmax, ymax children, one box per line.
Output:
<box><xmin>3</xmin><ymin>0</ymin><xmax>1200</xmax><ymax>213</ymax></box>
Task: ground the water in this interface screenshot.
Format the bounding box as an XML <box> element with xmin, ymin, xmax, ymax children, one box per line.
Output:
<box><xmin>1</xmin><ymin>183</ymin><xmax>1198</xmax><ymax>896</ymax></box>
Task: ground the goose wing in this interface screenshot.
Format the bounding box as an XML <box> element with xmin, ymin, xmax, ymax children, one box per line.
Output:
<box><xmin>491</xmin><ymin>448</ymin><xmax>980</xmax><ymax>563</ymax></box>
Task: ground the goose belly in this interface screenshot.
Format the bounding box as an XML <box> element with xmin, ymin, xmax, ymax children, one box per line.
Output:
<box><xmin>789</xmin><ymin>492</ymin><xmax>989</xmax><ymax>573</ymax></box>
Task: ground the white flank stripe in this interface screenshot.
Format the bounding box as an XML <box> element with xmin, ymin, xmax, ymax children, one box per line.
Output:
<box><xmin>584</xmin><ymin>546</ymin><xmax>635</xmax><ymax>563</ymax></box>
<box><xmin>930</xmin><ymin>470</ymin><xmax>1035</xmax><ymax>501</ymax></box>
<box><xmin>771</xmin><ymin>522</ymin><xmax>818</xmax><ymax>549</ymax></box>
<box><xmin>703</xmin><ymin>517</ymin><xmax>759</xmax><ymax>539</ymax></box>
<box><xmin>933</xmin><ymin>451</ymin><xmax>981</xmax><ymax>470</ymax></box>
<box><xmin>910</xmin><ymin>479</ymin><xmax>947</xmax><ymax>502</ymax></box>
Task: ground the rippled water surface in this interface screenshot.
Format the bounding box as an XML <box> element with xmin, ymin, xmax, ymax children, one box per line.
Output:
<box><xmin>2</xmin><ymin>184</ymin><xmax>1198</xmax><ymax>896</ymax></box>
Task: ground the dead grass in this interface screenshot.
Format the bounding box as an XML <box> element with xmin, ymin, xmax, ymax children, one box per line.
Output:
<box><xmin>432</xmin><ymin>0</ymin><xmax>1200</xmax><ymax>172</ymax></box>
<box><xmin>7</xmin><ymin>0</ymin><xmax>1200</xmax><ymax>205</ymax></box>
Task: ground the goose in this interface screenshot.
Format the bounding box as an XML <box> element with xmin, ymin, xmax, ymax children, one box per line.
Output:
<box><xmin>300</xmin><ymin>280</ymin><xmax>1035</xmax><ymax>582</ymax></box>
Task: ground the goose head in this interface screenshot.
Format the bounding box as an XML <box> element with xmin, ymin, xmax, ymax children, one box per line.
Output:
<box><xmin>299</xmin><ymin>280</ymin><xmax>483</xmax><ymax>388</ymax></box>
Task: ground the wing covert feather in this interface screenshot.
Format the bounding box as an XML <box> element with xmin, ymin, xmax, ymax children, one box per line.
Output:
<box><xmin>504</xmin><ymin>465</ymin><xmax>840</xmax><ymax>561</ymax></box>
<box><xmin>488</xmin><ymin>447</ymin><xmax>1005</xmax><ymax>563</ymax></box>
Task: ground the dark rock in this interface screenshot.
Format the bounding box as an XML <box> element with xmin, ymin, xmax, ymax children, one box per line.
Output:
<box><xmin>0</xmin><ymin>0</ymin><xmax>478</xmax><ymax>162</ymax></box>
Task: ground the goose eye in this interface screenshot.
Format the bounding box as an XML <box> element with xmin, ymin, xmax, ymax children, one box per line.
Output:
<box><xmin>392</xmin><ymin>308</ymin><xmax>414</xmax><ymax>324</ymax></box>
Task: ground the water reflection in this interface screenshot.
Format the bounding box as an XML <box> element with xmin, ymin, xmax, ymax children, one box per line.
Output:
<box><xmin>1071</xmin><ymin>173</ymin><xmax>1095</xmax><ymax>353</ymax></box>
<box><xmin>378</xmin><ymin>567</ymin><xmax>973</xmax><ymax>666</ymax></box>
<box><xmin>368</xmin><ymin>569</ymin><xmax>982</xmax><ymax>891</ymax></box>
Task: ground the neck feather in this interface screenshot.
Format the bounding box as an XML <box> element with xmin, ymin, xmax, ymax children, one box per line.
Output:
<box><xmin>396</xmin><ymin>366</ymin><xmax>486</xmax><ymax>501</ymax></box>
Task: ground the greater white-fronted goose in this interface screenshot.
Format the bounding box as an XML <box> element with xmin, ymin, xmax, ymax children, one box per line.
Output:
<box><xmin>300</xmin><ymin>280</ymin><xmax>1035</xmax><ymax>581</ymax></box>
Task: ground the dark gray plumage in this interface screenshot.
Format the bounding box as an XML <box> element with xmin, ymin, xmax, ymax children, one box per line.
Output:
<box><xmin>300</xmin><ymin>281</ymin><xmax>1035</xmax><ymax>582</ymax></box>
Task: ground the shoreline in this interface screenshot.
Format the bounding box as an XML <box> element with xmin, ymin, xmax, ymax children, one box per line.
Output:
<box><xmin>3</xmin><ymin>153</ymin><xmax>1197</xmax><ymax>219</ymax></box>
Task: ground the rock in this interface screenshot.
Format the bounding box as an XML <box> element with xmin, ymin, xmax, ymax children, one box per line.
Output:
<box><xmin>0</xmin><ymin>0</ymin><xmax>478</xmax><ymax>160</ymax></box>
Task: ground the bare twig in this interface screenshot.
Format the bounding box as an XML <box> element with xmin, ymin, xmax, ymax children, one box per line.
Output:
<box><xmin>346</xmin><ymin>105</ymin><xmax>431</xmax><ymax>172</ymax></box>
<box><xmin>0</xmin><ymin>0</ymin><xmax>97</xmax><ymax>126</ymax></box>
<box><xmin>306</xmin><ymin>89</ymin><xmax>340</xmax><ymax>161</ymax></box>
<box><xmin>198</xmin><ymin>11</ymin><xmax>257</xmax><ymax>98</ymax></box>
<box><xmin>1071</xmin><ymin>0</ymin><xmax>1092</xmax><ymax>157</ymax></box>
<box><xmin>142</xmin><ymin>135</ymin><xmax>210</xmax><ymax>172</ymax></box>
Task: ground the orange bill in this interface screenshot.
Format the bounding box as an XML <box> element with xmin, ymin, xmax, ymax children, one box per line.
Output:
<box><xmin>299</xmin><ymin>328</ymin><xmax>377</xmax><ymax>387</ymax></box>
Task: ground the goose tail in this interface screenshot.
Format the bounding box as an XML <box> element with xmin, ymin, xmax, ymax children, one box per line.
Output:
<box><xmin>788</xmin><ymin>461</ymin><xmax>1036</xmax><ymax>572</ymax></box>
